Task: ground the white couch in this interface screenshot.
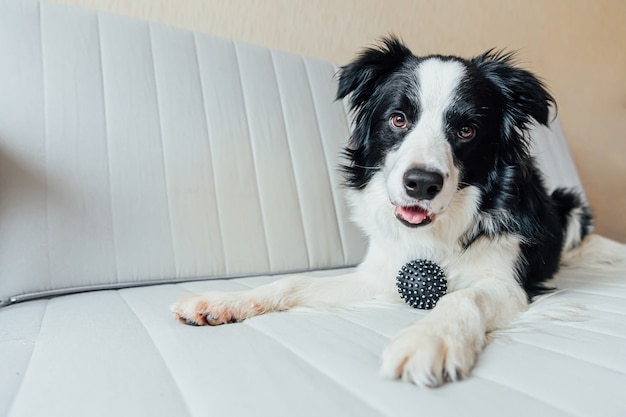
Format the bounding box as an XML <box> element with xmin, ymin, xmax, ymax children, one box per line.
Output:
<box><xmin>1</xmin><ymin>1</ymin><xmax>625</xmax><ymax>416</ymax></box>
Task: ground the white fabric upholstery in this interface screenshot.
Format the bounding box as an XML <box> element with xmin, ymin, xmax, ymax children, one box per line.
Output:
<box><xmin>2</xmin><ymin>265</ymin><xmax>626</xmax><ymax>417</ymax></box>
<box><xmin>530</xmin><ymin>114</ymin><xmax>586</xmax><ymax>199</ymax></box>
<box><xmin>2</xmin><ymin>2</ymin><xmax>625</xmax><ymax>417</ymax></box>
<box><xmin>0</xmin><ymin>0</ymin><xmax>366</xmax><ymax>303</ymax></box>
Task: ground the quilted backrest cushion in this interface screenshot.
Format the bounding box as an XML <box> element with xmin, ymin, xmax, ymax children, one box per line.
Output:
<box><xmin>0</xmin><ymin>1</ymin><xmax>584</xmax><ymax>304</ymax></box>
<box><xmin>0</xmin><ymin>0</ymin><xmax>366</xmax><ymax>304</ymax></box>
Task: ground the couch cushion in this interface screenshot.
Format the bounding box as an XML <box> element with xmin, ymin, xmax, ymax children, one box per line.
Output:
<box><xmin>2</xmin><ymin>264</ymin><xmax>626</xmax><ymax>417</ymax></box>
<box><xmin>0</xmin><ymin>0</ymin><xmax>367</xmax><ymax>304</ymax></box>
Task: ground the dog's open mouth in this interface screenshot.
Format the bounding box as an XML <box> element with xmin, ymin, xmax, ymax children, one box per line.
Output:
<box><xmin>394</xmin><ymin>205</ymin><xmax>434</xmax><ymax>227</ymax></box>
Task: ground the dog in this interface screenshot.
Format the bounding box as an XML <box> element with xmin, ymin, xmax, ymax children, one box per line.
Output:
<box><xmin>171</xmin><ymin>37</ymin><xmax>595</xmax><ymax>387</ymax></box>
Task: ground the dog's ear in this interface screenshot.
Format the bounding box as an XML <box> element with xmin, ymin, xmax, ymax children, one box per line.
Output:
<box><xmin>336</xmin><ymin>37</ymin><xmax>413</xmax><ymax>189</ymax></box>
<box><xmin>336</xmin><ymin>37</ymin><xmax>413</xmax><ymax>109</ymax></box>
<box><xmin>473</xmin><ymin>51</ymin><xmax>555</xmax><ymax>132</ymax></box>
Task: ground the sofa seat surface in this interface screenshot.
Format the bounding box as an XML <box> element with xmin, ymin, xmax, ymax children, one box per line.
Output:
<box><xmin>2</xmin><ymin>265</ymin><xmax>626</xmax><ymax>417</ymax></box>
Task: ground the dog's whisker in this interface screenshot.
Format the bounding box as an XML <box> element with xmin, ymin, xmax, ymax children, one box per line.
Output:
<box><xmin>352</xmin><ymin>164</ymin><xmax>380</xmax><ymax>169</ymax></box>
<box><xmin>350</xmin><ymin>163</ymin><xmax>381</xmax><ymax>170</ymax></box>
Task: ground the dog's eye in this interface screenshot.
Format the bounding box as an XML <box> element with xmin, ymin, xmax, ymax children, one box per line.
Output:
<box><xmin>456</xmin><ymin>126</ymin><xmax>476</xmax><ymax>142</ymax></box>
<box><xmin>389</xmin><ymin>112</ymin><xmax>409</xmax><ymax>130</ymax></box>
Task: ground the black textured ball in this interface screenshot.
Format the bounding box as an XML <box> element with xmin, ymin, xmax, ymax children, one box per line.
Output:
<box><xmin>396</xmin><ymin>259</ymin><xmax>447</xmax><ymax>309</ymax></box>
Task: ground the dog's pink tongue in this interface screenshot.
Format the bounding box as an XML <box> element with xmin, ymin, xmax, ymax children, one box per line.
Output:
<box><xmin>396</xmin><ymin>206</ymin><xmax>429</xmax><ymax>225</ymax></box>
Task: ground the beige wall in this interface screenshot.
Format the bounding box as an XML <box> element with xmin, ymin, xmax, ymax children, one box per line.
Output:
<box><xmin>48</xmin><ymin>0</ymin><xmax>626</xmax><ymax>242</ymax></box>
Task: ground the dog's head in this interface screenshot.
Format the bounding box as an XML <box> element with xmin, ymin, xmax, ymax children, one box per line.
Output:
<box><xmin>337</xmin><ymin>37</ymin><xmax>554</xmax><ymax>229</ymax></box>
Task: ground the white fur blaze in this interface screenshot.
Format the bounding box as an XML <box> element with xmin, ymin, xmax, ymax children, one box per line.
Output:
<box><xmin>385</xmin><ymin>59</ymin><xmax>466</xmax><ymax>215</ymax></box>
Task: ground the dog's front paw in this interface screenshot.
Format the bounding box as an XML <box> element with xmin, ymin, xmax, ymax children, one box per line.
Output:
<box><xmin>170</xmin><ymin>292</ymin><xmax>264</xmax><ymax>326</ymax></box>
<box><xmin>380</xmin><ymin>322</ymin><xmax>484</xmax><ymax>387</ymax></box>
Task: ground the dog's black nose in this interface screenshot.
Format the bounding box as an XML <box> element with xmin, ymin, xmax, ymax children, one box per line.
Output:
<box><xmin>403</xmin><ymin>168</ymin><xmax>444</xmax><ymax>200</ymax></box>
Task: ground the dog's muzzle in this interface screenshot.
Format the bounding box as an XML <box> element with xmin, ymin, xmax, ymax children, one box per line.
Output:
<box><xmin>393</xmin><ymin>168</ymin><xmax>443</xmax><ymax>228</ymax></box>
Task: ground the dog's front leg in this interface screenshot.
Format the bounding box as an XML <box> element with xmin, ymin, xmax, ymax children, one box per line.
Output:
<box><xmin>380</xmin><ymin>279</ymin><xmax>527</xmax><ymax>387</ymax></box>
<box><xmin>171</xmin><ymin>272</ymin><xmax>378</xmax><ymax>326</ymax></box>
<box><xmin>380</xmin><ymin>235</ymin><xmax>529</xmax><ymax>387</ymax></box>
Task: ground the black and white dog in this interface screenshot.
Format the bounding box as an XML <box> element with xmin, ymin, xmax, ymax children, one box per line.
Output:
<box><xmin>172</xmin><ymin>38</ymin><xmax>601</xmax><ymax>387</ymax></box>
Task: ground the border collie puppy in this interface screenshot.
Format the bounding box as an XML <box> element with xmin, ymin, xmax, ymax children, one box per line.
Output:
<box><xmin>172</xmin><ymin>37</ymin><xmax>595</xmax><ymax>387</ymax></box>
